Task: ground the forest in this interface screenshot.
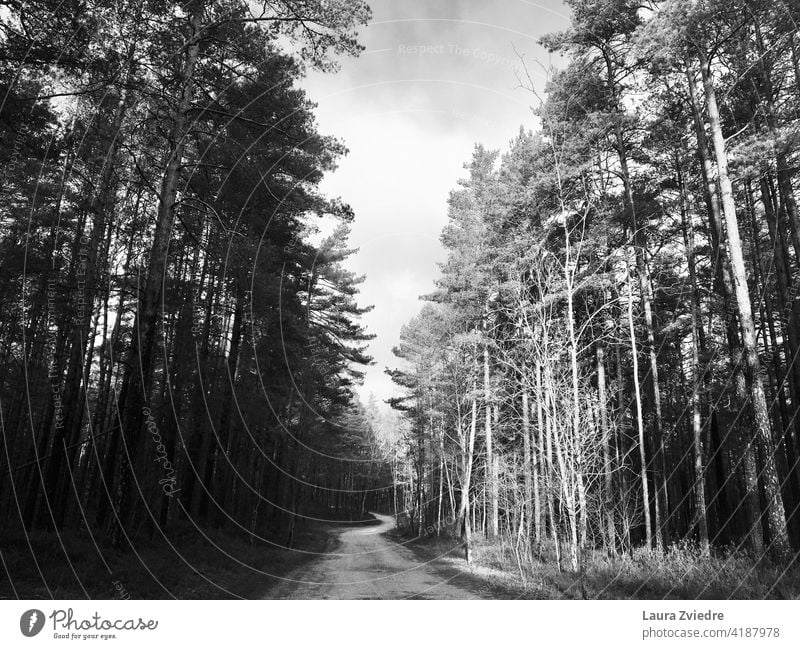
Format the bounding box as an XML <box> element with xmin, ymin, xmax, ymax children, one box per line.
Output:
<box><xmin>387</xmin><ymin>0</ymin><xmax>800</xmax><ymax>595</ymax></box>
<box><xmin>1</xmin><ymin>0</ymin><xmax>800</xmax><ymax>600</ymax></box>
<box><xmin>0</xmin><ymin>0</ymin><xmax>396</xmax><ymax>598</ymax></box>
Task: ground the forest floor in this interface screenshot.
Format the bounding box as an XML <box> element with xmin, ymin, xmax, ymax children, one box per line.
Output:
<box><xmin>402</xmin><ymin>535</ymin><xmax>800</xmax><ymax>599</ymax></box>
<box><xmin>5</xmin><ymin>513</ymin><xmax>799</xmax><ymax>599</ymax></box>
<box><xmin>0</xmin><ymin>513</ymin><xmax>355</xmax><ymax>599</ymax></box>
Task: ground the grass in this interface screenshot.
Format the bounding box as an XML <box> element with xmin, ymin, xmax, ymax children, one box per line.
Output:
<box><xmin>6</xmin><ymin>516</ymin><xmax>796</xmax><ymax>599</ymax></box>
<box><xmin>0</xmin><ymin>518</ymin><xmax>335</xmax><ymax>599</ymax></box>
<box><xmin>399</xmin><ymin>532</ymin><xmax>800</xmax><ymax>599</ymax></box>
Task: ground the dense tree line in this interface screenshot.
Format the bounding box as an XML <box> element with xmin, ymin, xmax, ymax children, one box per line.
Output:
<box><xmin>0</xmin><ymin>0</ymin><xmax>390</xmax><ymax>549</ymax></box>
<box><xmin>389</xmin><ymin>0</ymin><xmax>800</xmax><ymax>570</ymax></box>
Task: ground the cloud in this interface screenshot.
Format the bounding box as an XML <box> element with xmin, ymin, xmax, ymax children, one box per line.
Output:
<box><xmin>300</xmin><ymin>0</ymin><xmax>570</xmax><ymax>407</ymax></box>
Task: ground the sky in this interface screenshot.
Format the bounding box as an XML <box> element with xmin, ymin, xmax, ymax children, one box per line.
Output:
<box><xmin>300</xmin><ymin>0</ymin><xmax>571</xmax><ymax>409</ymax></box>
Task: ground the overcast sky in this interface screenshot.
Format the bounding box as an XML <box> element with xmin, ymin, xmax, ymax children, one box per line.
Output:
<box><xmin>300</xmin><ymin>0</ymin><xmax>570</xmax><ymax>409</ymax></box>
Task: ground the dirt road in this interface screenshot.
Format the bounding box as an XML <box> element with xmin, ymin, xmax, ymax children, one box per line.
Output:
<box><xmin>260</xmin><ymin>513</ymin><xmax>489</xmax><ymax>599</ymax></box>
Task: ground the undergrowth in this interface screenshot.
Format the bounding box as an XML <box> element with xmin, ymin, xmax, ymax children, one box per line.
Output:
<box><xmin>0</xmin><ymin>518</ymin><xmax>332</xmax><ymax>599</ymax></box>
<box><xmin>402</xmin><ymin>530</ymin><xmax>800</xmax><ymax>599</ymax></box>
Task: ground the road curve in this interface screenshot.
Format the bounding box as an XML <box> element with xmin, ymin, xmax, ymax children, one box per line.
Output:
<box><xmin>261</xmin><ymin>513</ymin><xmax>482</xmax><ymax>599</ymax></box>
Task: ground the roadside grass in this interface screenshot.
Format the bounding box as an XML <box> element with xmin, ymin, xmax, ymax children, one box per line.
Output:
<box><xmin>0</xmin><ymin>518</ymin><xmax>334</xmax><ymax>599</ymax></box>
<box><xmin>397</xmin><ymin>530</ymin><xmax>800</xmax><ymax>599</ymax></box>
<box><xmin>8</xmin><ymin>514</ymin><xmax>795</xmax><ymax>599</ymax></box>
<box><xmin>390</xmin><ymin>530</ymin><xmax>528</xmax><ymax>599</ymax></box>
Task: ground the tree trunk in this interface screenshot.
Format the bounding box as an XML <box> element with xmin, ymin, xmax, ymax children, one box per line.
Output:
<box><xmin>606</xmin><ymin>54</ymin><xmax>666</xmax><ymax>552</ymax></box>
<box><xmin>625</xmin><ymin>255</ymin><xmax>653</xmax><ymax>549</ymax></box>
<box><xmin>679</xmin><ymin>162</ymin><xmax>710</xmax><ymax>556</ymax></box>
<box><xmin>522</xmin><ymin>389</ymin><xmax>533</xmax><ymax>544</ymax></box>
<box><xmin>697</xmin><ymin>50</ymin><xmax>789</xmax><ymax>556</ymax></box>
<box><xmin>455</xmin><ymin>375</ymin><xmax>478</xmax><ymax>563</ymax></box>
<box><xmin>597</xmin><ymin>340</ymin><xmax>615</xmax><ymax>553</ymax></box>
<box><xmin>483</xmin><ymin>331</ymin><xmax>498</xmax><ymax>538</ymax></box>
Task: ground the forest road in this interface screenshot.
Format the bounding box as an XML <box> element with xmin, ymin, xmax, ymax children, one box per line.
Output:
<box><xmin>260</xmin><ymin>512</ymin><xmax>483</xmax><ymax>599</ymax></box>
